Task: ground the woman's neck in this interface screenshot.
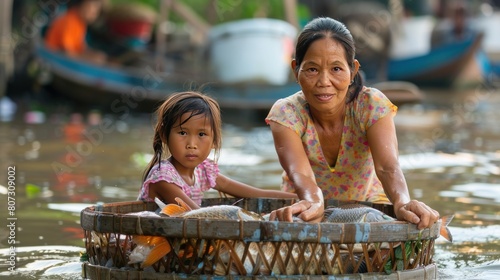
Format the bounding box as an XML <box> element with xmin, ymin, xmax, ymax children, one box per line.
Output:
<box><xmin>310</xmin><ymin>102</ymin><xmax>346</xmax><ymax>129</ymax></box>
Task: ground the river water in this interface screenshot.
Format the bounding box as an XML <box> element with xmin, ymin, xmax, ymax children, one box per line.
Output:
<box><xmin>0</xmin><ymin>86</ymin><xmax>499</xmax><ymax>279</ymax></box>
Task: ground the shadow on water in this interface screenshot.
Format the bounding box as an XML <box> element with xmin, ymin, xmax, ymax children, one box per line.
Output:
<box><xmin>1</xmin><ymin>85</ymin><xmax>500</xmax><ymax>279</ymax></box>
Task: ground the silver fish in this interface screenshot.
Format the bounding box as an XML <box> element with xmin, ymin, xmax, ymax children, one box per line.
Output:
<box><xmin>322</xmin><ymin>203</ymin><xmax>395</xmax><ymax>223</ymax></box>
<box><xmin>322</xmin><ymin>203</ymin><xmax>454</xmax><ymax>242</ymax></box>
<box><xmin>160</xmin><ymin>198</ymin><xmax>263</xmax><ymax>221</ymax></box>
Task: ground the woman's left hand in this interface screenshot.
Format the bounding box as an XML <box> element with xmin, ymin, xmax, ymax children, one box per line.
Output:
<box><xmin>395</xmin><ymin>200</ymin><xmax>440</xmax><ymax>229</ymax></box>
<box><xmin>269</xmin><ymin>200</ymin><xmax>324</xmax><ymax>223</ymax></box>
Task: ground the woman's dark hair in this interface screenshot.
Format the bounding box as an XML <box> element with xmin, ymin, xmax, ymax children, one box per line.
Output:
<box><xmin>294</xmin><ymin>17</ymin><xmax>363</xmax><ymax>103</ymax></box>
<box><xmin>142</xmin><ymin>91</ymin><xmax>222</xmax><ymax>182</ymax></box>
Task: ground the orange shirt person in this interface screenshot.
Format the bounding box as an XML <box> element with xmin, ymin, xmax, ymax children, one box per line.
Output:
<box><xmin>45</xmin><ymin>0</ymin><xmax>106</xmax><ymax>63</ymax></box>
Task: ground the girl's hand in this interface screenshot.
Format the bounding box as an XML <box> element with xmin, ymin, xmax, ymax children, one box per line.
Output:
<box><xmin>395</xmin><ymin>200</ymin><xmax>440</xmax><ymax>229</ymax></box>
<box><xmin>269</xmin><ymin>200</ymin><xmax>324</xmax><ymax>223</ymax></box>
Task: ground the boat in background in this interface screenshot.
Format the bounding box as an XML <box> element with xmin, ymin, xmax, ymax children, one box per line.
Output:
<box><xmin>35</xmin><ymin>42</ymin><xmax>301</xmax><ymax>111</ymax></box>
<box><xmin>371</xmin><ymin>81</ymin><xmax>423</xmax><ymax>105</ymax></box>
<box><xmin>471</xmin><ymin>11</ymin><xmax>500</xmax><ymax>85</ymax></box>
<box><xmin>35</xmin><ymin>3</ymin><xmax>423</xmax><ymax>114</ymax></box>
<box><xmin>36</xmin><ymin>42</ymin><xmax>422</xmax><ymax>113</ymax></box>
<box><xmin>388</xmin><ymin>33</ymin><xmax>485</xmax><ymax>88</ymax></box>
<box><xmin>472</xmin><ymin>11</ymin><xmax>500</xmax><ymax>63</ymax></box>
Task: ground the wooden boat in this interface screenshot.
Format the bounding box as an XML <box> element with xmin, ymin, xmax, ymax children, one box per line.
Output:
<box><xmin>387</xmin><ymin>33</ymin><xmax>484</xmax><ymax>87</ymax></box>
<box><xmin>36</xmin><ymin>43</ymin><xmax>422</xmax><ymax>113</ymax></box>
<box><xmin>36</xmin><ymin>43</ymin><xmax>300</xmax><ymax>111</ymax></box>
<box><xmin>371</xmin><ymin>80</ymin><xmax>423</xmax><ymax>105</ymax></box>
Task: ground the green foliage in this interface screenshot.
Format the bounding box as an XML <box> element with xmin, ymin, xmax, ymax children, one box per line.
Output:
<box><xmin>110</xmin><ymin>0</ymin><xmax>159</xmax><ymax>10</ymax></box>
<box><xmin>384</xmin><ymin>231</ymin><xmax>423</xmax><ymax>274</ymax></box>
<box><xmin>109</xmin><ymin>0</ymin><xmax>295</xmax><ymax>24</ymax></box>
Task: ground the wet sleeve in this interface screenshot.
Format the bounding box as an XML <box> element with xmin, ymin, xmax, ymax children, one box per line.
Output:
<box><xmin>265</xmin><ymin>97</ymin><xmax>306</xmax><ymax>136</ymax></box>
<box><xmin>357</xmin><ymin>87</ymin><xmax>398</xmax><ymax>132</ymax></box>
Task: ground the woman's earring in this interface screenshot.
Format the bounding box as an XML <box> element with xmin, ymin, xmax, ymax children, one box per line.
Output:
<box><xmin>350</xmin><ymin>80</ymin><xmax>354</xmax><ymax>85</ymax></box>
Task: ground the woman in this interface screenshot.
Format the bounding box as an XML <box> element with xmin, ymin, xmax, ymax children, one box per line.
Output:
<box><xmin>266</xmin><ymin>17</ymin><xmax>439</xmax><ymax>229</ymax></box>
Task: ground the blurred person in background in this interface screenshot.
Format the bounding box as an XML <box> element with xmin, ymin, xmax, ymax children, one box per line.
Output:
<box><xmin>431</xmin><ymin>1</ymin><xmax>479</xmax><ymax>47</ymax></box>
<box><xmin>44</xmin><ymin>0</ymin><xmax>107</xmax><ymax>64</ymax></box>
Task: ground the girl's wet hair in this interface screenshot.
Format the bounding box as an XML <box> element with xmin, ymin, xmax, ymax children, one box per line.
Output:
<box><xmin>294</xmin><ymin>17</ymin><xmax>363</xmax><ymax>103</ymax></box>
<box><xmin>142</xmin><ymin>91</ymin><xmax>222</xmax><ymax>182</ymax></box>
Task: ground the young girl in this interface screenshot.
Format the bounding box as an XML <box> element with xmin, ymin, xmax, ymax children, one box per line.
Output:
<box><xmin>138</xmin><ymin>91</ymin><xmax>297</xmax><ymax>209</ymax></box>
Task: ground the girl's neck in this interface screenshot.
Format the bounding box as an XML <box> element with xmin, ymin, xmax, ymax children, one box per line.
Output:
<box><xmin>168</xmin><ymin>157</ymin><xmax>196</xmax><ymax>185</ymax></box>
<box><xmin>181</xmin><ymin>173</ymin><xmax>196</xmax><ymax>186</ymax></box>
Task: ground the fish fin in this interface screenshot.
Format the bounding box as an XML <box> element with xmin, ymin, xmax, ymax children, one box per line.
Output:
<box><xmin>440</xmin><ymin>215</ymin><xmax>454</xmax><ymax>242</ymax></box>
<box><xmin>174</xmin><ymin>197</ymin><xmax>193</xmax><ymax>211</ymax></box>
<box><xmin>159</xmin><ymin>197</ymin><xmax>192</xmax><ymax>216</ymax></box>
<box><xmin>180</xmin><ymin>250</ymin><xmax>190</xmax><ymax>259</ymax></box>
<box><xmin>133</xmin><ymin>235</ymin><xmax>168</xmax><ymax>246</ymax></box>
<box><xmin>154</xmin><ymin>197</ymin><xmax>167</xmax><ymax>210</ymax></box>
<box><xmin>207</xmin><ymin>245</ymin><xmax>215</xmax><ymax>254</ymax></box>
<box><xmin>161</xmin><ymin>204</ymin><xmax>187</xmax><ymax>216</ymax></box>
<box><xmin>231</xmin><ymin>198</ymin><xmax>244</xmax><ymax>206</ymax></box>
<box><xmin>132</xmin><ymin>235</ymin><xmax>151</xmax><ymax>245</ymax></box>
<box><xmin>148</xmin><ymin>236</ymin><xmax>169</xmax><ymax>245</ymax></box>
<box><xmin>179</xmin><ymin>247</ymin><xmax>194</xmax><ymax>258</ymax></box>
<box><xmin>382</xmin><ymin>214</ymin><xmax>396</xmax><ymax>221</ymax></box>
<box><xmin>141</xmin><ymin>240</ymin><xmax>172</xmax><ymax>268</ymax></box>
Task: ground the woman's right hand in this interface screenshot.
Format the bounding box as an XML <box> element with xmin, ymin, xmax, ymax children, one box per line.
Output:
<box><xmin>269</xmin><ymin>200</ymin><xmax>324</xmax><ymax>223</ymax></box>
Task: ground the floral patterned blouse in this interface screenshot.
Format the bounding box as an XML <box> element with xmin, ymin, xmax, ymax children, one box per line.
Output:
<box><xmin>265</xmin><ymin>87</ymin><xmax>397</xmax><ymax>203</ymax></box>
<box><xmin>138</xmin><ymin>158</ymin><xmax>219</xmax><ymax>205</ymax></box>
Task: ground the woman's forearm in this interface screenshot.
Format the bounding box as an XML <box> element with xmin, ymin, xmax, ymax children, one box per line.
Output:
<box><xmin>288</xmin><ymin>172</ymin><xmax>324</xmax><ymax>204</ymax></box>
<box><xmin>376</xmin><ymin>166</ymin><xmax>411</xmax><ymax>208</ymax></box>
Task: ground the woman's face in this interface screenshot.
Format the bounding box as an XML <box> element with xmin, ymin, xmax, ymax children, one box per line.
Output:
<box><xmin>293</xmin><ymin>37</ymin><xmax>359</xmax><ymax>112</ymax></box>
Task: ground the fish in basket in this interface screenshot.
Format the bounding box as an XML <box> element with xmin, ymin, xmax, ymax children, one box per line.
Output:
<box><xmin>80</xmin><ymin>198</ymin><xmax>452</xmax><ymax>278</ymax></box>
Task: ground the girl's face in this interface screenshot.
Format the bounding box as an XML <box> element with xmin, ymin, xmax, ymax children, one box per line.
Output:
<box><xmin>168</xmin><ymin>112</ymin><xmax>214</xmax><ymax>173</ymax></box>
<box><xmin>293</xmin><ymin>37</ymin><xmax>359</xmax><ymax>112</ymax></box>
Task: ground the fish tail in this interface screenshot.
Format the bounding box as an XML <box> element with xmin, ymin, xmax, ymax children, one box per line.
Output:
<box><xmin>439</xmin><ymin>215</ymin><xmax>454</xmax><ymax>242</ymax></box>
<box><xmin>148</xmin><ymin>236</ymin><xmax>169</xmax><ymax>245</ymax></box>
<box><xmin>175</xmin><ymin>197</ymin><xmax>193</xmax><ymax>211</ymax></box>
<box><xmin>133</xmin><ymin>235</ymin><xmax>168</xmax><ymax>247</ymax></box>
<box><xmin>141</xmin><ymin>239</ymin><xmax>172</xmax><ymax>267</ymax></box>
<box><xmin>179</xmin><ymin>247</ymin><xmax>194</xmax><ymax>259</ymax></box>
<box><xmin>132</xmin><ymin>235</ymin><xmax>150</xmax><ymax>245</ymax></box>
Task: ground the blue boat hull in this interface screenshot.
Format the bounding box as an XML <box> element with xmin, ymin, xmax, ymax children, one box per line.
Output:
<box><xmin>36</xmin><ymin>44</ymin><xmax>422</xmax><ymax>112</ymax></box>
<box><xmin>36</xmin><ymin>44</ymin><xmax>302</xmax><ymax>111</ymax></box>
<box><xmin>387</xmin><ymin>34</ymin><xmax>484</xmax><ymax>87</ymax></box>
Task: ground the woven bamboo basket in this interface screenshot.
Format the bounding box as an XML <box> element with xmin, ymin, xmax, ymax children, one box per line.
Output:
<box><xmin>80</xmin><ymin>198</ymin><xmax>440</xmax><ymax>279</ymax></box>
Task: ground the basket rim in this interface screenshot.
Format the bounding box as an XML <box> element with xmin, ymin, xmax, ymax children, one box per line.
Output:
<box><xmin>80</xmin><ymin>198</ymin><xmax>441</xmax><ymax>243</ymax></box>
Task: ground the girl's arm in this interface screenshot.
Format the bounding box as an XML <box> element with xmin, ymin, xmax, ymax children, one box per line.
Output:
<box><xmin>265</xmin><ymin>121</ymin><xmax>324</xmax><ymax>223</ymax></box>
<box><xmin>214</xmin><ymin>174</ymin><xmax>298</xmax><ymax>199</ymax></box>
<box><xmin>367</xmin><ymin>113</ymin><xmax>439</xmax><ymax>229</ymax></box>
<box><xmin>148</xmin><ymin>181</ymin><xmax>201</xmax><ymax>210</ymax></box>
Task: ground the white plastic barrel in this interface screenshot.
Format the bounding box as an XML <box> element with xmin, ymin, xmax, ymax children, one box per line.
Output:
<box><xmin>208</xmin><ymin>18</ymin><xmax>297</xmax><ymax>85</ymax></box>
